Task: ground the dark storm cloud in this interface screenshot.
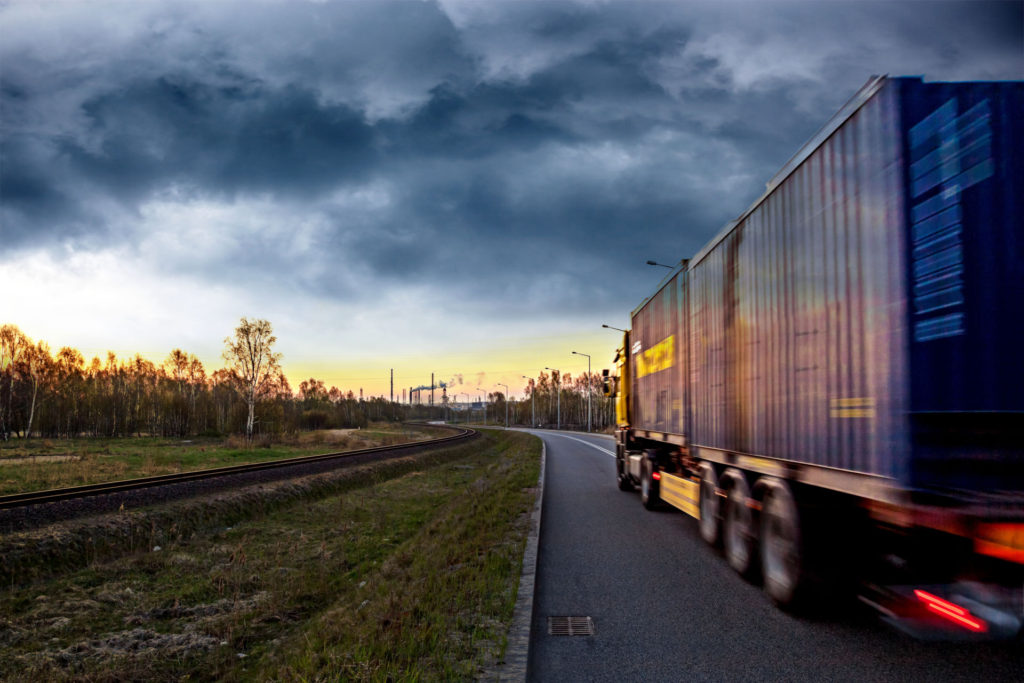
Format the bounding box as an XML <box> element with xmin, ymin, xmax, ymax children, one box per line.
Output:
<box><xmin>64</xmin><ymin>75</ymin><xmax>376</xmax><ymax>198</ymax></box>
<box><xmin>2</xmin><ymin>0</ymin><xmax>1021</xmax><ymax>318</ymax></box>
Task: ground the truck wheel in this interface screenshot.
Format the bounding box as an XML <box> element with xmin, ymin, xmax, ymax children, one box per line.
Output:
<box><xmin>616</xmin><ymin>458</ymin><xmax>634</xmax><ymax>491</ymax></box>
<box><xmin>723</xmin><ymin>472</ymin><xmax>757</xmax><ymax>579</ymax></box>
<box><xmin>640</xmin><ymin>456</ymin><xmax>659</xmax><ymax>510</ymax></box>
<box><xmin>760</xmin><ymin>480</ymin><xmax>804</xmax><ymax>609</ymax></box>
<box><xmin>698</xmin><ymin>464</ymin><xmax>720</xmax><ymax>546</ymax></box>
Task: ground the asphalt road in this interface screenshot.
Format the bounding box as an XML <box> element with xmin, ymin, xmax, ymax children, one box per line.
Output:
<box><xmin>523</xmin><ymin>430</ymin><xmax>1023</xmax><ymax>682</ymax></box>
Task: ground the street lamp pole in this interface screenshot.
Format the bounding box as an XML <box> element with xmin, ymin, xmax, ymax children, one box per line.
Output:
<box><xmin>498</xmin><ymin>383</ymin><xmax>509</xmax><ymax>428</ymax></box>
<box><xmin>545</xmin><ymin>367</ymin><xmax>560</xmax><ymax>430</ymax></box>
<box><xmin>572</xmin><ymin>351</ymin><xmax>591</xmax><ymax>432</ymax></box>
<box><xmin>522</xmin><ymin>375</ymin><xmax>534</xmax><ymax>428</ymax></box>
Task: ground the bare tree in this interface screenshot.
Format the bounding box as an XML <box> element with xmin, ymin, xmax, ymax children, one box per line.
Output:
<box><xmin>22</xmin><ymin>340</ymin><xmax>52</xmax><ymax>439</ymax></box>
<box><xmin>222</xmin><ymin>317</ymin><xmax>282</xmax><ymax>440</ymax></box>
<box><xmin>0</xmin><ymin>324</ymin><xmax>28</xmax><ymax>441</ymax></box>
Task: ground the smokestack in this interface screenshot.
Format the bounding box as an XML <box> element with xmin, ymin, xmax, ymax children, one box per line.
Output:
<box><xmin>431</xmin><ymin>373</ymin><xmax>434</xmax><ymax>406</ymax></box>
<box><xmin>390</xmin><ymin>368</ymin><xmax>393</xmax><ymax>403</ymax></box>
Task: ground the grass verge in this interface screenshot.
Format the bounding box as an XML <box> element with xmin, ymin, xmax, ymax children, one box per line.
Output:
<box><xmin>0</xmin><ymin>429</ymin><xmax>540</xmax><ymax>681</ymax></box>
<box><xmin>0</xmin><ymin>424</ymin><xmax>438</xmax><ymax>495</ymax></box>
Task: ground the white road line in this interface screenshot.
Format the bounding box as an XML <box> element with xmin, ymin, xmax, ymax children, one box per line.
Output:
<box><xmin>548</xmin><ymin>433</ymin><xmax>615</xmax><ymax>457</ymax></box>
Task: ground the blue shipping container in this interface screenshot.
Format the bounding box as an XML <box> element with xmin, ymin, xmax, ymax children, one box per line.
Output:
<box><xmin>635</xmin><ymin>76</ymin><xmax>1023</xmax><ymax>495</ymax></box>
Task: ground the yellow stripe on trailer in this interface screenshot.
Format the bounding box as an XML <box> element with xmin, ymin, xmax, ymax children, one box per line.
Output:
<box><xmin>659</xmin><ymin>472</ymin><xmax>700</xmax><ymax>519</ymax></box>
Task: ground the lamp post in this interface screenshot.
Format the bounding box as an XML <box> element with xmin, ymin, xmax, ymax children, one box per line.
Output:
<box><xmin>522</xmin><ymin>375</ymin><xmax>535</xmax><ymax>428</ymax></box>
<box><xmin>498</xmin><ymin>383</ymin><xmax>509</xmax><ymax>428</ymax></box>
<box><xmin>602</xmin><ymin>324</ymin><xmax>627</xmax><ymax>332</ymax></box>
<box><xmin>545</xmin><ymin>367</ymin><xmax>560</xmax><ymax>430</ymax></box>
<box><xmin>572</xmin><ymin>351</ymin><xmax>591</xmax><ymax>432</ymax></box>
<box><xmin>646</xmin><ymin>260</ymin><xmax>674</xmax><ymax>269</ymax></box>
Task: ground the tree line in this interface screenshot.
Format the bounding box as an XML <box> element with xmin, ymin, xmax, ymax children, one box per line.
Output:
<box><xmin>485</xmin><ymin>370</ymin><xmax>616</xmax><ymax>431</ymax></box>
<box><xmin>0</xmin><ymin>319</ymin><xmax>432</xmax><ymax>442</ymax></box>
<box><xmin>0</xmin><ymin>320</ymin><xmax>616</xmax><ymax>441</ymax></box>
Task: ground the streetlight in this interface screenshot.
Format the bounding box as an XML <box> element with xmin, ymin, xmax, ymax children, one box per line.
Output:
<box><xmin>602</xmin><ymin>324</ymin><xmax>627</xmax><ymax>332</ymax></box>
<box><xmin>498</xmin><ymin>383</ymin><xmax>509</xmax><ymax>428</ymax></box>
<box><xmin>572</xmin><ymin>351</ymin><xmax>591</xmax><ymax>433</ymax></box>
<box><xmin>545</xmin><ymin>366</ymin><xmax>560</xmax><ymax>430</ymax></box>
<box><xmin>522</xmin><ymin>375</ymin><xmax>535</xmax><ymax>428</ymax></box>
<box><xmin>646</xmin><ymin>260</ymin><xmax>674</xmax><ymax>269</ymax></box>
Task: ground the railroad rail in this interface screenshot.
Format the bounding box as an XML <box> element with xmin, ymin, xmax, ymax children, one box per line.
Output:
<box><xmin>0</xmin><ymin>423</ymin><xmax>475</xmax><ymax>511</ymax></box>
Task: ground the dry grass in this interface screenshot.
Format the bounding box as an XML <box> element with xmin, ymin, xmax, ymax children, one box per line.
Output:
<box><xmin>0</xmin><ymin>430</ymin><xmax>540</xmax><ymax>681</ymax></box>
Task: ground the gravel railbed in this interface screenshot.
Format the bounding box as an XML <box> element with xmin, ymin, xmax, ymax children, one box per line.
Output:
<box><xmin>0</xmin><ymin>434</ymin><xmax>475</xmax><ymax>534</ymax></box>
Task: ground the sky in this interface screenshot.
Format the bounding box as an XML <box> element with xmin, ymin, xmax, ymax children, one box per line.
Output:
<box><xmin>1</xmin><ymin>0</ymin><xmax>1021</xmax><ymax>399</ymax></box>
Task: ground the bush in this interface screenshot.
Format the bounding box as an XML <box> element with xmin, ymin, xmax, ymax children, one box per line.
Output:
<box><xmin>301</xmin><ymin>410</ymin><xmax>329</xmax><ymax>431</ymax></box>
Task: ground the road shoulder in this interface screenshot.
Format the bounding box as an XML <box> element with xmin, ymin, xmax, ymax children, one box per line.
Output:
<box><xmin>481</xmin><ymin>438</ymin><xmax>546</xmax><ymax>682</ymax></box>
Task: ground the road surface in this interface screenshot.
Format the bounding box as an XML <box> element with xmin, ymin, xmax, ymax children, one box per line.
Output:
<box><xmin>523</xmin><ymin>429</ymin><xmax>1023</xmax><ymax>682</ymax></box>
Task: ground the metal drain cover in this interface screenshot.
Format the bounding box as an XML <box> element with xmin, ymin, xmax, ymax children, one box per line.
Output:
<box><xmin>547</xmin><ymin>616</ymin><xmax>594</xmax><ymax>636</ymax></box>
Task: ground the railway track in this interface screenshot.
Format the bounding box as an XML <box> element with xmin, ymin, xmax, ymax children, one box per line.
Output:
<box><xmin>0</xmin><ymin>424</ymin><xmax>475</xmax><ymax>517</ymax></box>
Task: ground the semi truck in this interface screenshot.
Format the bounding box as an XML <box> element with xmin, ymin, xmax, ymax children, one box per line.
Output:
<box><xmin>603</xmin><ymin>76</ymin><xmax>1024</xmax><ymax>638</ymax></box>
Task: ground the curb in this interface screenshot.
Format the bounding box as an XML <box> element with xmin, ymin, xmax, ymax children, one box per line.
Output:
<box><xmin>482</xmin><ymin>439</ymin><xmax>546</xmax><ymax>681</ymax></box>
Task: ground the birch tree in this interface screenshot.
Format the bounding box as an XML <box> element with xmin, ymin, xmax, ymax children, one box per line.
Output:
<box><xmin>22</xmin><ymin>340</ymin><xmax>52</xmax><ymax>439</ymax></box>
<box><xmin>0</xmin><ymin>324</ymin><xmax>28</xmax><ymax>441</ymax></box>
<box><xmin>222</xmin><ymin>317</ymin><xmax>282</xmax><ymax>440</ymax></box>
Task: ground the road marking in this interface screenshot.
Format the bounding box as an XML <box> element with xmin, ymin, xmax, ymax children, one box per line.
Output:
<box><xmin>549</xmin><ymin>433</ymin><xmax>615</xmax><ymax>457</ymax></box>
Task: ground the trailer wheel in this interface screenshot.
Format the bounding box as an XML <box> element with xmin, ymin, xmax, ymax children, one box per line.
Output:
<box><xmin>616</xmin><ymin>457</ymin><xmax>634</xmax><ymax>491</ymax></box>
<box><xmin>698</xmin><ymin>464</ymin><xmax>720</xmax><ymax>546</ymax></box>
<box><xmin>760</xmin><ymin>480</ymin><xmax>804</xmax><ymax>609</ymax></box>
<box><xmin>640</xmin><ymin>456</ymin><xmax>659</xmax><ymax>510</ymax></box>
<box><xmin>723</xmin><ymin>472</ymin><xmax>757</xmax><ymax>579</ymax></box>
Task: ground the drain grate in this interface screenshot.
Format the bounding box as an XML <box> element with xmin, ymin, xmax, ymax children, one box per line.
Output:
<box><xmin>547</xmin><ymin>616</ymin><xmax>595</xmax><ymax>636</ymax></box>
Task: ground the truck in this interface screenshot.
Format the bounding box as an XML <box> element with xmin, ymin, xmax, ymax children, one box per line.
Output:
<box><xmin>603</xmin><ymin>76</ymin><xmax>1024</xmax><ymax>638</ymax></box>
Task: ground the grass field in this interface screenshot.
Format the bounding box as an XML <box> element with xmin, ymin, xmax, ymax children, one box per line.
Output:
<box><xmin>0</xmin><ymin>424</ymin><xmax>437</xmax><ymax>495</ymax></box>
<box><xmin>0</xmin><ymin>429</ymin><xmax>541</xmax><ymax>681</ymax></box>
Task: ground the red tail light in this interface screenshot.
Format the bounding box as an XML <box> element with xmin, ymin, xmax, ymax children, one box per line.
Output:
<box><xmin>652</xmin><ymin>472</ymin><xmax>661</xmax><ymax>481</ymax></box>
<box><xmin>914</xmin><ymin>589</ymin><xmax>988</xmax><ymax>633</ymax></box>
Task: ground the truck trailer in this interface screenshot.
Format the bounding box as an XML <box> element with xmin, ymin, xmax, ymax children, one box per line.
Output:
<box><xmin>604</xmin><ymin>76</ymin><xmax>1023</xmax><ymax>638</ymax></box>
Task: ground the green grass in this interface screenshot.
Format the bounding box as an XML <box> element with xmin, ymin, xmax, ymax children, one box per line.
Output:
<box><xmin>0</xmin><ymin>424</ymin><xmax>436</xmax><ymax>495</ymax></box>
<box><xmin>0</xmin><ymin>430</ymin><xmax>541</xmax><ymax>681</ymax></box>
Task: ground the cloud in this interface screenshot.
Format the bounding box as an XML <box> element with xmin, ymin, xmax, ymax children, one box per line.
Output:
<box><xmin>2</xmin><ymin>0</ymin><xmax>1020</xmax><ymax>392</ymax></box>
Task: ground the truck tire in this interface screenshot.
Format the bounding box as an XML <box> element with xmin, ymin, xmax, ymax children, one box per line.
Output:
<box><xmin>640</xmin><ymin>456</ymin><xmax>660</xmax><ymax>510</ymax></box>
<box><xmin>760</xmin><ymin>480</ymin><xmax>805</xmax><ymax>609</ymax></box>
<box><xmin>698</xmin><ymin>463</ymin><xmax>720</xmax><ymax>546</ymax></box>
<box><xmin>723</xmin><ymin>472</ymin><xmax>757</xmax><ymax>579</ymax></box>
<box><xmin>617</xmin><ymin>457</ymin><xmax>634</xmax><ymax>491</ymax></box>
